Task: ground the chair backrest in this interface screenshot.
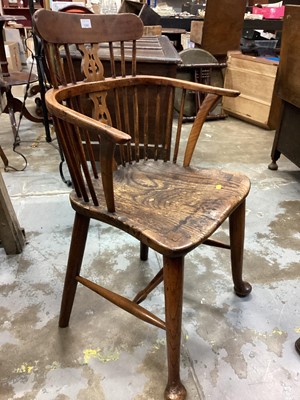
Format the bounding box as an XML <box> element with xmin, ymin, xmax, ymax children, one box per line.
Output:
<box><xmin>33</xmin><ymin>9</ymin><xmax>143</xmax><ymax>87</ymax></box>
<box><xmin>201</xmin><ymin>0</ymin><xmax>247</xmax><ymax>57</ymax></box>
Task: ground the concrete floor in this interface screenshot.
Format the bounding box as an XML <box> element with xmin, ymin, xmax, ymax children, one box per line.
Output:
<box><xmin>0</xmin><ymin>94</ymin><xmax>300</xmax><ymax>400</ymax></box>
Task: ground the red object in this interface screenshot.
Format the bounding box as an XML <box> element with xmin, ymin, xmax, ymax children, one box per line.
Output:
<box><xmin>252</xmin><ymin>6</ymin><xmax>285</xmax><ymax>19</ymax></box>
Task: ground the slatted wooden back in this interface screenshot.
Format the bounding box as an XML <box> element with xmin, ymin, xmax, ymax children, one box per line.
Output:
<box><xmin>34</xmin><ymin>10</ymin><xmax>143</xmax><ymax>85</ymax></box>
<box><xmin>33</xmin><ymin>9</ymin><xmax>234</xmax><ymax>211</ymax></box>
<box><xmin>33</xmin><ymin>10</ymin><xmax>174</xmax><ymax>162</ymax></box>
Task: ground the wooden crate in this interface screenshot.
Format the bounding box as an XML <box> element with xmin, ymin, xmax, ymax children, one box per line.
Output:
<box><xmin>223</xmin><ymin>52</ymin><xmax>280</xmax><ymax>129</ymax></box>
<box><xmin>0</xmin><ymin>171</ymin><xmax>25</xmax><ymax>255</ymax></box>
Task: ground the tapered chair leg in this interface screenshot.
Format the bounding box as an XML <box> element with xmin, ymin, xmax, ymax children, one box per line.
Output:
<box><xmin>229</xmin><ymin>200</ymin><xmax>252</xmax><ymax>297</ymax></box>
<box><xmin>59</xmin><ymin>212</ymin><xmax>90</xmax><ymax>327</ymax></box>
<box><xmin>163</xmin><ymin>255</ymin><xmax>187</xmax><ymax>400</ymax></box>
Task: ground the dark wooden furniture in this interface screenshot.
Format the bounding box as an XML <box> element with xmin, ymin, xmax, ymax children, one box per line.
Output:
<box><xmin>33</xmin><ymin>10</ymin><xmax>252</xmax><ymax>400</ymax></box>
<box><xmin>0</xmin><ymin>15</ymin><xmax>42</xmax><ymax>145</ymax></box>
<box><xmin>161</xmin><ymin>27</ymin><xmax>186</xmax><ymax>51</ymax></box>
<box><xmin>177</xmin><ymin>0</ymin><xmax>246</xmax><ymax>121</ymax></box>
<box><xmin>69</xmin><ymin>34</ymin><xmax>181</xmax><ymax>80</ymax></box>
<box><xmin>1</xmin><ymin>0</ymin><xmax>42</xmax><ymax>27</ymax></box>
<box><xmin>269</xmin><ymin>5</ymin><xmax>300</xmax><ymax>170</ymax></box>
<box><xmin>193</xmin><ymin>0</ymin><xmax>247</xmax><ymax>60</ymax></box>
<box><xmin>0</xmin><ymin>171</ymin><xmax>25</xmax><ymax>254</ymax></box>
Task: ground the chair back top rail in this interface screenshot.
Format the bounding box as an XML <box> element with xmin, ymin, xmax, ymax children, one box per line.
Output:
<box><xmin>33</xmin><ymin>9</ymin><xmax>143</xmax><ymax>86</ymax></box>
<box><xmin>33</xmin><ymin>10</ymin><xmax>144</xmax><ymax>45</ymax></box>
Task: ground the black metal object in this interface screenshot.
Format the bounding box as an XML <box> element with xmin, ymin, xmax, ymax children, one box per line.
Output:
<box><xmin>160</xmin><ymin>16</ymin><xmax>283</xmax><ymax>32</ymax></box>
<box><xmin>28</xmin><ymin>2</ymin><xmax>73</xmax><ymax>185</ymax></box>
<box><xmin>28</xmin><ymin>0</ymin><xmax>52</xmax><ymax>143</ymax></box>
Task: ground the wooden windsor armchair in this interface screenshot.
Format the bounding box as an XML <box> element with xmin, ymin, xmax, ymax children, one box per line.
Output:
<box><xmin>33</xmin><ymin>9</ymin><xmax>252</xmax><ymax>400</ymax></box>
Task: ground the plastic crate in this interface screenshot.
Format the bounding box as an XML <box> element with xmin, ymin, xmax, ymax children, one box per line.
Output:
<box><xmin>254</xmin><ymin>40</ymin><xmax>278</xmax><ymax>49</ymax></box>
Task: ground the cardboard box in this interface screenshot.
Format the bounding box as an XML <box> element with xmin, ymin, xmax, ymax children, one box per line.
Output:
<box><xmin>4</xmin><ymin>41</ymin><xmax>22</xmax><ymax>72</ymax></box>
<box><xmin>4</xmin><ymin>27</ymin><xmax>26</xmax><ymax>64</ymax></box>
<box><xmin>223</xmin><ymin>52</ymin><xmax>280</xmax><ymax>129</ymax></box>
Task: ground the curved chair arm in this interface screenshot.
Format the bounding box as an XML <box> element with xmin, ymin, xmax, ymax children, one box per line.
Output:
<box><xmin>46</xmin><ymin>75</ymin><xmax>240</xmax><ymax>172</ymax></box>
<box><xmin>46</xmin><ymin>86</ymin><xmax>131</xmax><ymax>145</ymax></box>
<box><xmin>135</xmin><ymin>75</ymin><xmax>240</xmax><ymax>98</ymax></box>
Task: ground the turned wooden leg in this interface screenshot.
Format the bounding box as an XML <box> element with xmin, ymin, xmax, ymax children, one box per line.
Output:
<box><xmin>295</xmin><ymin>338</ymin><xmax>300</xmax><ymax>355</ymax></box>
<box><xmin>140</xmin><ymin>241</ymin><xmax>149</xmax><ymax>261</ymax></box>
<box><xmin>229</xmin><ymin>200</ymin><xmax>252</xmax><ymax>297</ymax></box>
<box><xmin>59</xmin><ymin>212</ymin><xmax>90</xmax><ymax>328</ymax></box>
<box><xmin>163</xmin><ymin>256</ymin><xmax>187</xmax><ymax>400</ymax></box>
<box><xmin>268</xmin><ymin>148</ymin><xmax>281</xmax><ymax>171</ymax></box>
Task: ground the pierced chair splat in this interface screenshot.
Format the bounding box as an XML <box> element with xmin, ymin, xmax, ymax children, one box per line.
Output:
<box><xmin>33</xmin><ymin>9</ymin><xmax>252</xmax><ymax>400</ymax></box>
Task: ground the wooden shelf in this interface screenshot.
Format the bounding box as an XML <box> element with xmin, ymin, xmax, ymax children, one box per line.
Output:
<box><xmin>1</xmin><ymin>1</ymin><xmax>42</xmax><ymax>27</ymax></box>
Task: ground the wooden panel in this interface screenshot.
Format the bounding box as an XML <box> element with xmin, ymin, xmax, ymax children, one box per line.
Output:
<box><xmin>190</xmin><ymin>21</ymin><xmax>204</xmax><ymax>46</ymax></box>
<box><xmin>276</xmin><ymin>101</ymin><xmax>300</xmax><ymax>168</ymax></box>
<box><xmin>269</xmin><ymin>5</ymin><xmax>300</xmax><ymax>169</ymax></box>
<box><xmin>143</xmin><ymin>25</ymin><xmax>162</xmax><ymax>36</ymax></box>
<box><xmin>69</xmin><ymin>36</ymin><xmax>181</xmax><ymax>66</ymax></box>
<box><xmin>277</xmin><ymin>5</ymin><xmax>300</xmax><ymax>108</ymax></box>
<box><xmin>223</xmin><ymin>96</ymin><xmax>272</xmax><ymax>128</ymax></box>
<box><xmin>201</xmin><ymin>0</ymin><xmax>247</xmax><ymax>56</ymax></box>
<box><xmin>223</xmin><ymin>53</ymin><xmax>279</xmax><ymax>129</ymax></box>
<box><xmin>0</xmin><ymin>172</ymin><xmax>25</xmax><ymax>254</ymax></box>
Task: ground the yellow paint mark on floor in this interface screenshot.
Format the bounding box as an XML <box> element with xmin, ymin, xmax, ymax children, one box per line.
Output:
<box><xmin>272</xmin><ymin>329</ymin><xmax>285</xmax><ymax>336</ymax></box>
<box><xmin>83</xmin><ymin>348</ymin><xmax>119</xmax><ymax>365</ymax></box>
<box><xmin>151</xmin><ymin>338</ymin><xmax>166</xmax><ymax>352</ymax></box>
<box><xmin>14</xmin><ymin>363</ymin><xmax>35</xmax><ymax>374</ymax></box>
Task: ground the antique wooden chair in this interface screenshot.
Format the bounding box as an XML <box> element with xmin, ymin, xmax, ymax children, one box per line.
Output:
<box><xmin>33</xmin><ymin>10</ymin><xmax>252</xmax><ymax>400</ymax></box>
